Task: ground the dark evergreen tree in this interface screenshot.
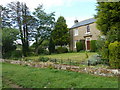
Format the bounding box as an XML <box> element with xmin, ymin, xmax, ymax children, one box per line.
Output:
<box><xmin>95</xmin><ymin>2</ymin><xmax>120</xmax><ymax>42</ymax></box>
<box><xmin>48</xmin><ymin>37</ymin><xmax>55</xmax><ymax>54</ymax></box>
<box><xmin>52</xmin><ymin>16</ymin><xmax>69</xmax><ymax>46</ymax></box>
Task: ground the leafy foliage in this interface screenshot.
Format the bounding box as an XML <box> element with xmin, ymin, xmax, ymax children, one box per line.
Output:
<box><xmin>35</xmin><ymin>45</ymin><xmax>49</xmax><ymax>55</ymax></box>
<box><xmin>90</xmin><ymin>40</ymin><xmax>97</xmax><ymax>52</ymax></box>
<box><xmin>48</xmin><ymin>37</ymin><xmax>55</xmax><ymax>54</ymax></box>
<box><xmin>52</xmin><ymin>16</ymin><xmax>69</xmax><ymax>46</ymax></box>
<box><xmin>4</xmin><ymin>1</ymin><xmax>37</xmax><ymax>56</ymax></box>
<box><xmin>95</xmin><ymin>2</ymin><xmax>120</xmax><ymax>36</ymax></box>
<box><xmin>33</xmin><ymin>5</ymin><xmax>55</xmax><ymax>43</ymax></box>
<box><xmin>11</xmin><ymin>50</ymin><xmax>22</xmax><ymax>59</ymax></box>
<box><xmin>2</xmin><ymin>28</ymin><xmax>19</xmax><ymax>58</ymax></box>
<box><xmin>76</xmin><ymin>41</ymin><xmax>83</xmax><ymax>52</ymax></box>
<box><xmin>38</xmin><ymin>57</ymin><xmax>49</xmax><ymax>62</ymax></box>
<box><xmin>109</xmin><ymin>41</ymin><xmax>120</xmax><ymax>69</ymax></box>
<box><xmin>0</xmin><ymin>5</ymin><xmax>12</xmax><ymax>28</ymax></box>
<box><xmin>33</xmin><ymin>5</ymin><xmax>55</xmax><ymax>54</ymax></box>
<box><xmin>87</xmin><ymin>55</ymin><xmax>102</xmax><ymax>66</ymax></box>
<box><xmin>56</xmin><ymin>47</ymin><xmax>68</xmax><ymax>54</ymax></box>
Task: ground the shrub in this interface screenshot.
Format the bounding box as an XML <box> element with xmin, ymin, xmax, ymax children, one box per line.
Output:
<box><xmin>56</xmin><ymin>47</ymin><xmax>68</xmax><ymax>53</ymax></box>
<box><xmin>109</xmin><ymin>41</ymin><xmax>120</xmax><ymax>69</ymax></box>
<box><xmin>37</xmin><ymin>46</ymin><xmax>44</xmax><ymax>54</ymax></box>
<box><xmin>68</xmin><ymin>50</ymin><xmax>73</xmax><ymax>53</ymax></box>
<box><xmin>80</xmin><ymin>40</ymin><xmax>85</xmax><ymax>50</ymax></box>
<box><xmin>3</xmin><ymin>51</ymin><xmax>12</xmax><ymax>59</ymax></box>
<box><xmin>90</xmin><ymin>40</ymin><xmax>97</xmax><ymax>52</ymax></box>
<box><xmin>85</xmin><ymin>51</ymin><xmax>88</xmax><ymax>58</ymax></box>
<box><xmin>87</xmin><ymin>54</ymin><xmax>102</xmax><ymax>66</ymax></box>
<box><xmin>76</xmin><ymin>41</ymin><xmax>83</xmax><ymax>52</ymax></box>
<box><xmin>96</xmin><ymin>37</ymin><xmax>106</xmax><ymax>55</ymax></box>
<box><xmin>101</xmin><ymin>47</ymin><xmax>109</xmax><ymax>60</ymax></box>
<box><xmin>36</xmin><ymin>46</ymin><xmax>49</xmax><ymax>55</ymax></box>
<box><xmin>11</xmin><ymin>50</ymin><xmax>22</xmax><ymax>59</ymax></box>
<box><xmin>38</xmin><ymin>57</ymin><xmax>49</xmax><ymax>62</ymax></box>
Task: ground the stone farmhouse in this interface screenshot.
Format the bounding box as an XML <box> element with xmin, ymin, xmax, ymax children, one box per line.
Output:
<box><xmin>69</xmin><ymin>18</ymin><xmax>101</xmax><ymax>51</ymax></box>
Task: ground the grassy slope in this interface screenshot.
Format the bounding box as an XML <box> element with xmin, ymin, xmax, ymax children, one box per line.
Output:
<box><xmin>26</xmin><ymin>52</ymin><xmax>96</xmax><ymax>62</ymax></box>
<box><xmin>2</xmin><ymin>63</ymin><xmax>118</xmax><ymax>88</ymax></box>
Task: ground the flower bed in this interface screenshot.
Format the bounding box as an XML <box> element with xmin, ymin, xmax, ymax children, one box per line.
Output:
<box><xmin>1</xmin><ymin>59</ymin><xmax>120</xmax><ymax>77</ymax></box>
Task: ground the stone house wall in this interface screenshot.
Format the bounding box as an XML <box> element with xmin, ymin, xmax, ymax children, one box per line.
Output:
<box><xmin>69</xmin><ymin>22</ymin><xmax>101</xmax><ymax>51</ymax></box>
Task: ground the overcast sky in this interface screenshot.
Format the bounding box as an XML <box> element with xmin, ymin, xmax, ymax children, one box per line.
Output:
<box><xmin>0</xmin><ymin>0</ymin><xmax>97</xmax><ymax>28</ymax></box>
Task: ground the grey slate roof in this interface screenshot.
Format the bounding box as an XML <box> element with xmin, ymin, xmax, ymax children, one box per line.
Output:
<box><xmin>70</xmin><ymin>18</ymin><xmax>96</xmax><ymax>29</ymax></box>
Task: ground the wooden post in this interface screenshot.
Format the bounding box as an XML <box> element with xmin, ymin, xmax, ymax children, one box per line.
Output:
<box><xmin>54</xmin><ymin>59</ymin><xmax>56</xmax><ymax>63</ymax></box>
<box><xmin>61</xmin><ymin>59</ymin><xmax>63</xmax><ymax>64</ymax></box>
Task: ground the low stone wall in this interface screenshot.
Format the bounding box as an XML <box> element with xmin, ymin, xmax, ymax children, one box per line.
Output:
<box><xmin>1</xmin><ymin>59</ymin><xmax>120</xmax><ymax>77</ymax></box>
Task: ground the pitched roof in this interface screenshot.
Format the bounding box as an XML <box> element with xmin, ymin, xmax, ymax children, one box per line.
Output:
<box><xmin>70</xmin><ymin>18</ymin><xmax>96</xmax><ymax>29</ymax></box>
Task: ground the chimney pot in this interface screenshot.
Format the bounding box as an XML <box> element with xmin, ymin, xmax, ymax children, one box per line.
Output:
<box><xmin>74</xmin><ymin>20</ymin><xmax>78</xmax><ymax>24</ymax></box>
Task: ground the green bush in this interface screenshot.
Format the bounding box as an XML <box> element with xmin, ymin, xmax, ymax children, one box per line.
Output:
<box><xmin>99</xmin><ymin>40</ymin><xmax>109</xmax><ymax>65</ymax></box>
<box><xmin>90</xmin><ymin>40</ymin><xmax>97</xmax><ymax>52</ymax></box>
<box><xmin>36</xmin><ymin>46</ymin><xmax>49</xmax><ymax>55</ymax></box>
<box><xmin>76</xmin><ymin>41</ymin><xmax>83</xmax><ymax>52</ymax></box>
<box><xmin>38</xmin><ymin>57</ymin><xmax>49</xmax><ymax>62</ymax></box>
<box><xmin>68</xmin><ymin>50</ymin><xmax>73</xmax><ymax>53</ymax></box>
<box><xmin>101</xmin><ymin>47</ymin><xmax>109</xmax><ymax>60</ymax></box>
<box><xmin>80</xmin><ymin>40</ymin><xmax>85</xmax><ymax>50</ymax></box>
<box><xmin>3</xmin><ymin>51</ymin><xmax>12</xmax><ymax>59</ymax></box>
<box><xmin>109</xmin><ymin>41</ymin><xmax>120</xmax><ymax>69</ymax></box>
<box><xmin>11</xmin><ymin>50</ymin><xmax>22</xmax><ymax>59</ymax></box>
<box><xmin>87</xmin><ymin>54</ymin><xmax>102</xmax><ymax>66</ymax></box>
<box><xmin>56</xmin><ymin>47</ymin><xmax>68</xmax><ymax>53</ymax></box>
<box><xmin>96</xmin><ymin>37</ymin><xmax>106</xmax><ymax>54</ymax></box>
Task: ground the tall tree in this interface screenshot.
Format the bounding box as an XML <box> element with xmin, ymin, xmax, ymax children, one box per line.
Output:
<box><xmin>7</xmin><ymin>1</ymin><xmax>35</xmax><ymax>56</ymax></box>
<box><xmin>95</xmin><ymin>2</ymin><xmax>120</xmax><ymax>42</ymax></box>
<box><xmin>33</xmin><ymin>5</ymin><xmax>55</xmax><ymax>54</ymax></box>
<box><xmin>0</xmin><ymin>5</ymin><xmax>12</xmax><ymax>28</ymax></box>
<box><xmin>52</xmin><ymin>16</ymin><xmax>69</xmax><ymax>46</ymax></box>
<box><xmin>48</xmin><ymin>36</ymin><xmax>55</xmax><ymax>54</ymax></box>
<box><xmin>2</xmin><ymin>28</ymin><xmax>19</xmax><ymax>58</ymax></box>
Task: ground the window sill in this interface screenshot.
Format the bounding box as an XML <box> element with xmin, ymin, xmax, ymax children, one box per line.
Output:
<box><xmin>74</xmin><ymin>34</ymin><xmax>78</xmax><ymax>36</ymax></box>
<box><xmin>85</xmin><ymin>32</ymin><xmax>90</xmax><ymax>34</ymax></box>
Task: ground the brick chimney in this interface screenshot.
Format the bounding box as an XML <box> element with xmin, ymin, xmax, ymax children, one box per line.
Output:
<box><xmin>74</xmin><ymin>20</ymin><xmax>78</xmax><ymax>24</ymax></box>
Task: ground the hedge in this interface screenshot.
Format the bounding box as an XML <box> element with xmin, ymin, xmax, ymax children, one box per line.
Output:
<box><xmin>90</xmin><ymin>40</ymin><xmax>97</xmax><ymax>52</ymax></box>
<box><xmin>109</xmin><ymin>41</ymin><xmax>120</xmax><ymax>69</ymax></box>
<box><xmin>76</xmin><ymin>41</ymin><xmax>83</xmax><ymax>52</ymax></box>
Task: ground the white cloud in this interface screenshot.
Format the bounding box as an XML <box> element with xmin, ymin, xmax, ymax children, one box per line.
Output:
<box><xmin>0</xmin><ymin>0</ymin><xmax>75</xmax><ymax>11</ymax></box>
<box><xmin>0</xmin><ymin>0</ymin><xmax>96</xmax><ymax>10</ymax></box>
<box><xmin>0</xmin><ymin>0</ymin><xmax>96</xmax><ymax>27</ymax></box>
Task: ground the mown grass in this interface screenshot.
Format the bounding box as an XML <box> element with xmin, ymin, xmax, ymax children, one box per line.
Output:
<box><xmin>25</xmin><ymin>52</ymin><xmax>97</xmax><ymax>62</ymax></box>
<box><xmin>2</xmin><ymin>63</ymin><xmax>118</xmax><ymax>88</ymax></box>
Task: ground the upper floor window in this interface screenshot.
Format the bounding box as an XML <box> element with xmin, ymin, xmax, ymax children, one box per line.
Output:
<box><xmin>74</xmin><ymin>29</ymin><xmax>78</xmax><ymax>36</ymax></box>
<box><xmin>86</xmin><ymin>25</ymin><xmax>90</xmax><ymax>33</ymax></box>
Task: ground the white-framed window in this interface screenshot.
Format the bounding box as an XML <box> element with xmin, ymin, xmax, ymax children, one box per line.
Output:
<box><xmin>86</xmin><ymin>25</ymin><xmax>90</xmax><ymax>34</ymax></box>
<box><xmin>74</xmin><ymin>29</ymin><xmax>78</xmax><ymax>36</ymax></box>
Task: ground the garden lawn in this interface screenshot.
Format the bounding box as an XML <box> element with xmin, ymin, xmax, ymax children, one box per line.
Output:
<box><xmin>26</xmin><ymin>52</ymin><xmax>97</xmax><ymax>62</ymax></box>
<box><xmin>2</xmin><ymin>63</ymin><xmax>118</xmax><ymax>88</ymax></box>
